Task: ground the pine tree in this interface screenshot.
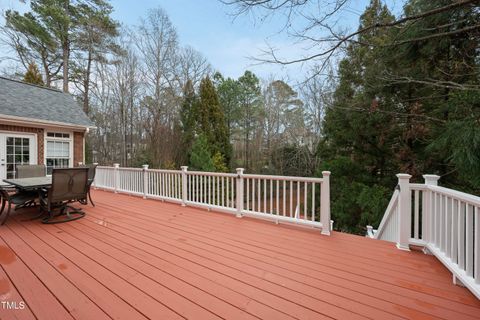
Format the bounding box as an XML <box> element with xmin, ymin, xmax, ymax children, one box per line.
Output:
<box><xmin>319</xmin><ymin>0</ymin><xmax>480</xmax><ymax>233</ymax></box>
<box><xmin>189</xmin><ymin>134</ymin><xmax>215</xmax><ymax>171</ymax></box>
<box><xmin>24</xmin><ymin>62</ymin><xmax>44</xmax><ymax>86</ymax></box>
<box><xmin>197</xmin><ymin>76</ymin><xmax>232</xmax><ymax>169</ymax></box>
<box><xmin>320</xmin><ymin>0</ymin><xmax>397</xmax><ymax>233</ymax></box>
<box><xmin>213</xmin><ymin>72</ymin><xmax>242</xmax><ymax>136</ymax></box>
<box><xmin>5</xmin><ymin>0</ymin><xmax>116</xmax><ymax>92</ymax></box>
<box><xmin>180</xmin><ymin>80</ymin><xmax>198</xmax><ymax>164</ymax></box>
<box><xmin>237</xmin><ymin>71</ymin><xmax>262</xmax><ymax>170</ymax></box>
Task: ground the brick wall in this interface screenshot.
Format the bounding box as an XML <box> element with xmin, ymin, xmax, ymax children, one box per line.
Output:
<box><xmin>0</xmin><ymin>124</ymin><xmax>44</xmax><ymax>164</ymax></box>
<box><xmin>73</xmin><ymin>131</ymin><xmax>84</xmax><ymax>166</ymax></box>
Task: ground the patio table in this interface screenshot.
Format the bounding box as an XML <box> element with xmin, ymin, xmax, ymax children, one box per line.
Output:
<box><xmin>0</xmin><ymin>177</ymin><xmax>51</xmax><ymax>224</ymax></box>
<box><xmin>3</xmin><ymin>176</ymin><xmax>52</xmax><ymax>190</ymax></box>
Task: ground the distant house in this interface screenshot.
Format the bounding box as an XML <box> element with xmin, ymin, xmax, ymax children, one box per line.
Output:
<box><xmin>0</xmin><ymin>77</ymin><xmax>94</xmax><ymax>178</ymax></box>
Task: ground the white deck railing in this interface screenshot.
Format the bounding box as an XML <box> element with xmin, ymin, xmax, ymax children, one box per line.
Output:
<box><xmin>368</xmin><ymin>174</ymin><xmax>480</xmax><ymax>299</ymax></box>
<box><xmin>93</xmin><ymin>164</ymin><xmax>331</xmax><ymax>235</ymax></box>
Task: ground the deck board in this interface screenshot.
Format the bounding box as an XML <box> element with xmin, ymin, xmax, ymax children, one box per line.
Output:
<box><xmin>0</xmin><ymin>265</ymin><xmax>36</xmax><ymax>320</ymax></box>
<box><xmin>0</xmin><ymin>189</ymin><xmax>479</xmax><ymax>320</ymax></box>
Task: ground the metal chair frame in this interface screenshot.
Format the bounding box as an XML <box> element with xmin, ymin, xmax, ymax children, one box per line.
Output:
<box><xmin>40</xmin><ymin>167</ymin><xmax>89</xmax><ymax>224</ymax></box>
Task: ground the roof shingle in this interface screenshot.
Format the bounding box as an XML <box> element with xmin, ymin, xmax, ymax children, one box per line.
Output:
<box><xmin>0</xmin><ymin>77</ymin><xmax>94</xmax><ymax>128</ymax></box>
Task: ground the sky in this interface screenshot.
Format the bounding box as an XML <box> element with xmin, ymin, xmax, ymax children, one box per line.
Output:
<box><xmin>0</xmin><ymin>0</ymin><xmax>404</xmax><ymax>82</ymax></box>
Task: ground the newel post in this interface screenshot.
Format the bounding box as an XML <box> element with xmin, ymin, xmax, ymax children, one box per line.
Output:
<box><xmin>397</xmin><ymin>173</ymin><xmax>412</xmax><ymax>251</ymax></box>
<box><xmin>113</xmin><ymin>163</ymin><xmax>120</xmax><ymax>193</ymax></box>
<box><xmin>181</xmin><ymin>166</ymin><xmax>188</xmax><ymax>207</ymax></box>
<box><xmin>236</xmin><ymin>168</ymin><xmax>245</xmax><ymax>218</ymax></box>
<box><xmin>321</xmin><ymin>171</ymin><xmax>331</xmax><ymax>236</ymax></box>
<box><xmin>423</xmin><ymin>174</ymin><xmax>440</xmax><ymax>244</ymax></box>
<box><xmin>142</xmin><ymin>164</ymin><xmax>149</xmax><ymax>199</ymax></box>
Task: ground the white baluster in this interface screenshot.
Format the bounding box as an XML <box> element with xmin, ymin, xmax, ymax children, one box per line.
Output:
<box><xmin>236</xmin><ymin>168</ymin><xmax>244</xmax><ymax>218</ymax></box>
<box><xmin>475</xmin><ymin>206</ymin><xmax>479</xmax><ymax>284</ymax></box>
<box><xmin>181</xmin><ymin>166</ymin><xmax>188</xmax><ymax>206</ymax></box>
<box><xmin>113</xmin><ymin>163</ymin><xmax>120</xmax><ymax>193</ymax></box>
<box><xmin>142</xmin><ymin>164</ymin><xmax>149</xmax><ymax>199</ymax></box>
<box><xmin>321</xmin><ymin>171</ymin><xmax>331</xmax><ymax>236</ymax></box>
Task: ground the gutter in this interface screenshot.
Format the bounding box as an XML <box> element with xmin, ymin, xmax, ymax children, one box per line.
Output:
<box><xmin>0</xmin><ymin>113</ymin><xmax>96</xmax><ymax>131</ymax></box>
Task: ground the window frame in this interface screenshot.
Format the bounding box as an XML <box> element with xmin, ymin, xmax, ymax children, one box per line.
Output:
<box><xmin>44</xmin><ymin>131</ymin><xmax>73</xmax><ymax>175</ymax></box>
<box><xmin>0</xmin><ymin>131</ymin><xmax>38</xmax><ymax>180</ymax></box>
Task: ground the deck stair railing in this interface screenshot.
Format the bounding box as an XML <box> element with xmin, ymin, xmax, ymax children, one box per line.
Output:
<box><xmin>93</xmin><ymin>164</ymin><xmax>331</xmax><ymax>235</ymax></box>
<box><xmin>368</xmin><ymin>173</ymin><xmax>480</xmax><ymax>299</ymax></box>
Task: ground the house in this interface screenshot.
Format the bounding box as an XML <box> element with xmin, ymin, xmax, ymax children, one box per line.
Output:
<box><xmin>0</xmin><ymin>76</ymin><xmax>94</xmax><ymax>178</ymax></box>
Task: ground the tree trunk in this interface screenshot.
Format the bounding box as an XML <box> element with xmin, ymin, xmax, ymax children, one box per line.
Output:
<box><xmin>41</xmin><ymin>57</ymin><xmax>51</xmax><ymax>87</ymax></box>
<box><xmin>83</xmin><ymin>50</ymin><xmax>92</xmax><ymax>114</ymax></box>
<box><xmin>62</xmin><ymin>39</ymin><xmax>69</xmax><ymax>93</ymax></box>
<box><xmin>62</xmin><ymin>0</ymin><xmax>70</xmax><ymax>93</ymax></box>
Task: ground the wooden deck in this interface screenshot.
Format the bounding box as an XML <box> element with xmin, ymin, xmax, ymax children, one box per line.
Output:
<box><xmin>0</xmin><ymin>190</ymin><xmax>479</xmax><ymax>320</ymax></box>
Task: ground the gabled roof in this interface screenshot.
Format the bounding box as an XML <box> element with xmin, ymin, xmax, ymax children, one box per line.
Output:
<box><xmin>0</xmin><ymin>77</ymin><xmax>94</xmax><ymax>129</ymax></box>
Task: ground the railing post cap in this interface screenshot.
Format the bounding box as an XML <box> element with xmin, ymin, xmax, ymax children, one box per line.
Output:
<box><xmin>423</xmin><ymin>174</ymin><xmax>440</xmax><ymax>185</ymax></box>
<box><xmin>113</xmin><ymin>163</ymin><xmax>120</xmax><ymax>168</ymax></box>
<box><xmin>93</xmin><ymin>162</ymin><xmax>98</xmax><ymax>166</ymax></box>
<box><xmin>181</xmin><ymin>166</ymin><xmax>188</xmax><ymax>171</ymax></box>
<box><xmin>396</xmin><ymin>173</ymin><xmax>411</xmax><ymax>179</ymax></box>
<box><xmin>142</xmin><ymin>164</ymin><xmax>149</xmax><ymax>169</ymax></box>
<box><xmin>236</xmin><ymin>168</ymin><xmax>245</xmax><ymax>174</ymax></box>
<box><xmin>322</xmin><ymin>171</ymin><xmax>331</xmax><ymax>176</ymax></box>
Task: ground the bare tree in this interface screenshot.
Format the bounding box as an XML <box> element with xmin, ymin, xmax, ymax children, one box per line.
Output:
<box><xmin>175</xmin><ymin>46</ymin><xmax>212</xmax><ymax>89</ymax></box>
<box><xmin>134</xmin><ymin>8</ymin><xmax>181</xmax><ymax>167</ymax></box>
<box><xmin>222</xmin><ymin>0</ymin><xmax>480</xmax><ymax>88</ymax></box>
<box><xmin>301</xmin><ymin>68</ymin><xmax>335</xmax><ymax>145</ymax></box>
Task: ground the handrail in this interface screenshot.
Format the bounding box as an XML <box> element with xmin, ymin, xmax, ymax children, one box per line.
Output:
<box><xmin>93</xmin><ymin>164</ymin><xmax>332</xmax><ymax>235</ymax></box>
<box><xmin>428</xmin><ymin>185</ymin><xmax>480</xmax><ymax>206</ymax></box>
<box><xmin>186</xmin><ymin>170</ymin><xmax>237</xmax><ymax>178</ymax></box>
<box><xmin>372</xmin><ymin>189</ymin><xmax>399</xmax><ymax>240</ymax></box>
<box><xmin>243</xmin><ymin>173</ymin><xmax>324</xmax><ymax>183</ymax></box>
<box><xmin>371</xmin><ymin>173</ymin><xmax>480</xmax><ymax>299</ymax></box>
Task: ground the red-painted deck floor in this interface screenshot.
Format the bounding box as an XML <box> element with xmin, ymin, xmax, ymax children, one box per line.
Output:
<box><xmin>0</xmin><ymin>190</ymin><xmax>479</xmax><ymax>320</ymax></box>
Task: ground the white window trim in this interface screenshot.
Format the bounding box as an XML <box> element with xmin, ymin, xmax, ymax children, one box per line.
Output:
<box><xmin>44</xmin><ymin>131</ymin><xmax>74</xmax><ymax>174</ymax></box>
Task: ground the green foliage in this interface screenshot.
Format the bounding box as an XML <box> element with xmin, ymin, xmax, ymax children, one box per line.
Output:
<box><xmin>237</xmin><ymin>70</ymin><xmax>263</xmax><ymax>170</ymax></box>
<box><xmin>129</xmin><ymin>149</ymin><xmax>153</xmax><ymax>168</ymax></box>
<box><xmin>428</xmin><ymin>91</ymin><xmax>480</xmax><ymax>189</ymax></box>
<box><xmin>197</xmin><ymin>76</ymin><xmax>232</xmax><ymax>167</ymax></box>
<box><xmin>356</xmin><ymin>184</ymin><xmax>391</xmax><ymax>229</ymax></box>
<box><xmin>319</xmin><ymin>0</ymin><xmax>480</xmax><ymax>233</ymax></box>
<box><xmin>180</xmin><ymin>80</ymin><xmax>198</xmax><ymax>163</ymax></box>
<box><xmin>213</xmin><ymin>72</ymin><xmax>242</xmax><ymax>134</ymax></box>
<box><xmin>316</xmin><ymin>157</ymin><xmax>390</xmax><ymax>233</ymax></box>
<box><xmin>212</xmin><ymin>151</ymin><xmax>229</xmax><ymax>173</ymax></box>
<box><xmin>189</xmin><ymin>134</ymin><xmax>215</xmax><ymax>172</ymax></box>
<box><xmin>5</xmin><ymin>0</ymin><xmax>118</xmax><ymax>91</ymax></box>
<box><xmin>23</xmin><ymin>62</ymin><xmax>44</xmax><ymax>85</ymax></box>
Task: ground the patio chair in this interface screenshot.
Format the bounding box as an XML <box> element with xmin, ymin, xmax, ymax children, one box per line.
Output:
<box><xmin>79</xmin><ymin>164</ymin><xmax>97</xmax><ymax>206</ymax></box>
<box><xmin>0</xmin><ymin>186</ymin><xmax>39</xmax><ymax>225</ymax></box>
<box><xmin>15</xmin><ymin>164</ymin><xmax>47</xmax><ymax>209</ymax></box>
<box><xmin>40</xmin><ymin>167</ymin><xmax>89</xmax><ymax>224</ymax></box>
<box><xmin>16</xmin><ymin>164</ymin><xmax>46</xmax><ymax>178</ymax></box>
<box><xmin>0</xmin><ymin>164</ymin><xmax>48</xmax><ymax>225</ymax></box>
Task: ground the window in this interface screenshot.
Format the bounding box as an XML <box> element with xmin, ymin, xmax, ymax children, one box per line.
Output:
<box><xmin>6</xmin><ymin>137</ymin><xmax>30</xmax><ymax>178</ymax></box>
<box><xmin>47</xmin><ymin>132</ymin><xmax>70</xmax><ymax>138</ymax></box>
<box><xmin>46</xmin><ymin>133</ymin><xmax>71</xmax><ymax>174</ymax></box>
